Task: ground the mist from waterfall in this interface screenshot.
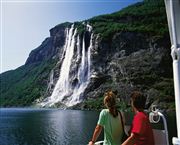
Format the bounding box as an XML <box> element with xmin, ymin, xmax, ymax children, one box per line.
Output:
<box><xmin>41</xmin><ymin>24</ymin><xmax>92</xmax><ymax>107</ymax></box>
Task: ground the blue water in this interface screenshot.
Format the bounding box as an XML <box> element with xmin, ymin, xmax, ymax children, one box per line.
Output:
<box><xmin>0</xmin><ymin>108</ymin><xmax>102</xmax><ymax>145</ymax></box>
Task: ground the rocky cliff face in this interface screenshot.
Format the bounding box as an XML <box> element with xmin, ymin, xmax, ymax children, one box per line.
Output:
<box><xmin>86</xmin><ymin>32</ymin><xmax>172</xmax><ymax>99</ymax></box>
<box><xmin>31</xmin><ymin>21</ymin><xmax>173</xmax><ymax>109</ymax></box>
<box><xmin>25</xmin><ymin>24</ymin><xmax>70</xmax><ymax>65</ymax></box>
<box><xmin>81</xmin><ymin>31</ymin><xmax>173</xmax><ymax>109</ymax></box>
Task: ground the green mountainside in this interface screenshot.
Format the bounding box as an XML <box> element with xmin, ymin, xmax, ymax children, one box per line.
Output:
<box><xmin>0</xmin><ymin>60</ymin><xmax>56</xmax><ymax>106</ymax></box>
<box><xmin>89</xmin><ymin>0</ymin><xmax>168</xmax><ymax>40</ymax></box>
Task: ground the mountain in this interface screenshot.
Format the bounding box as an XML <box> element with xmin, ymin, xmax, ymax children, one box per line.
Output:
<box><xmin>0</xmin><ymin>0</ymin><xmax>174</xmax><ymax>110</ymax></box>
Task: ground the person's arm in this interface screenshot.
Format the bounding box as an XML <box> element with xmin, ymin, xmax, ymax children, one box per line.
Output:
<box><xmin>121</xmin><ymin>132</ymin><xmax>136</xmax><ymax>145</ymax></box>
<box><xmin>89</xmin><ymin>125</ymin><xmax>103</xmax><ymax>145</ymax></box>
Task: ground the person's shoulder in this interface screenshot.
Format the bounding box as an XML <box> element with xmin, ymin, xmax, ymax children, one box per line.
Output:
<box><xmin>100</xmin><ymin>109</ymin><xmax>108</xmax><ymax>114</ymax></box>
<box><xmin>101</xmin><ymin>109</ymin><xmax>108</xmax><ymax>112</ymax></box>
<box><xmin>135</xmin><ymin>111</ymin><xmax>147</xmax><ymax>120</ymax></box>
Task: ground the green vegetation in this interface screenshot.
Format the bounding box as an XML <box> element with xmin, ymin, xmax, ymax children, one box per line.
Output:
<box><xmin>89</xmin><ymin>0</ymin><xmax>168</xmax><ymax>40</ymax></box>
<box><xmin>83</xmin><ymin>97</ymin><xmax>104</xmax><ymax>110</ymax></box>
<box><xmin>0</xmin><ymin>59</ymin><xmax>56</xmax><ymax>106</ymax></box>
<box><xmin>153</xmin><ymin>78</ymin><xmax>174</xmax><ymax>102</ymax></box>
<box><xmin>74</xmin><ymin>22</ymin><xmax>86</xmax><ymax>36</ymax></box>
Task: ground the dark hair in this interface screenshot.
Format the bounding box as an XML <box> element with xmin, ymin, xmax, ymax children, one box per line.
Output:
<box><xmin>130</xmin><ymin>91</ymin><xmax>146</xmax><ymax>110</ymax></box>
<box><xmin>104</xmin><ymin>91</ymin><xmax>118</xmax><ymax>117</ymax></box>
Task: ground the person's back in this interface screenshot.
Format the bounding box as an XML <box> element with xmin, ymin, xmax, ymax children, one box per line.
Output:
<box><xmin>131</xmin><ymin>111</ymin><xmax>154</xmax><ymax>145</ymax></box>
<box><xmin>89</xmin><ymin>90</ymin><xmax>125</xmax><ymax>145</ymax></box>
<box><xmin>98</xmin><ymin>109</ymin><xmax>123</xmax><ymax>145</ymax></box>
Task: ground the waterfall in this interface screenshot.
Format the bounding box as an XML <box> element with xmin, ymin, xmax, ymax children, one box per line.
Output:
<box><xmin>47</xmin><ymin>70</ymin><xmax>54</xmax><ymax>91</ymax></box>
<box><xmin>68</xmin><ymin>33</ymin><xmax>93</xmax><ymax>106</ymax></box>
<box><xmin>41</xmin><ymin>24</ymin><xmax>92</xmax><ymax>107</ymax></box>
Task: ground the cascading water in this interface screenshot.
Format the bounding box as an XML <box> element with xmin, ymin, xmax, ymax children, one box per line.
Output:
<box><xmin>47</xmin><ymin>70</ymin><xmax>54</xmax><ymax>91</ymax></box>
<box><xmin>68</xmin><ymin>32</ymin><xmax>93</xmax><ymax>106</ymax></box>
<box><xmin>41</xmin><ymin>24</ymin><xmax>93</xmax><ymax>107</ymax></box>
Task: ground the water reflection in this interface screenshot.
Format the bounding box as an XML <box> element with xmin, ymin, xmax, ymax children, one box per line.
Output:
<box><xmin>0</xmin><ymin>108</ymin><xmax>100</xmax><ymax>145</ymax></box>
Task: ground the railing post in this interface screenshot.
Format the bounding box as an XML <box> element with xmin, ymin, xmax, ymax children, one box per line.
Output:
<box><xmin>164</xmin><ymin>0</ymin><xmax>180</xmax><ymax>144</ymax></box>
<box><xmin>172</xmin><ymin>47</ymin><xmax>180</xmax><ymax>145</ymax></box>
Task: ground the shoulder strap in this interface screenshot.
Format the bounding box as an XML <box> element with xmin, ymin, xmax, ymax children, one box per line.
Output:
<box><xmin>119</xmin><ymin>111</ymin><xmax>125</xmax><ymax>133</ymax></box>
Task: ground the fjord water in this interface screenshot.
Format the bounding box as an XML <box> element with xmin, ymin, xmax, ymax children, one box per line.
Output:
<box><xmin>0</xmin><ymin>108</ymin><xmax>101</xmax><ymax>145</ymax></box>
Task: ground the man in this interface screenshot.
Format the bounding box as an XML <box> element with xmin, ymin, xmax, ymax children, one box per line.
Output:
<box><xmin>122</xmin><ymin>91</ymin><xmax>155</xmax><ymax>145</ymax></box>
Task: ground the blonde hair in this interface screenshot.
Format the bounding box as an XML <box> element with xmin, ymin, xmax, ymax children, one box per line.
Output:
<box><xmin>104</xmin><ymin>91</ymin><xmax>118</xmax><ymax>117</ymax></box>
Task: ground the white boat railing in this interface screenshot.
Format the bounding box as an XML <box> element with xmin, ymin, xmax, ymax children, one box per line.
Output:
<box><xmin>94</xmin><ymin>141</ymin><xmax>104</xmax><ymax>145</ymax></box>
<box><xmin>149</xmin><ymin>105</ymin><xmax>169</xmax><ymax>145</ymax></box>
<box><xmin>164</xmin><ymin>0</ymin><xmax>180</xmax><ymax>144</ymax></box>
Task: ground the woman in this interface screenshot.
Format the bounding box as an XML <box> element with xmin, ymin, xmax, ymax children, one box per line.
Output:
<box><xmin>122</xmin><ymin>91</ymin><xmax>154</xmax><ymax>145</ymax></box>
<box><xmin>89</xmin><ymin>90</ymin><xmax>125</xmax><ymax>145</ymax></box>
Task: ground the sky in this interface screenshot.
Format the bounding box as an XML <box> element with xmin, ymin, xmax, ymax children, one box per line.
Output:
<box><xmin>0</xmin><ymin>0</ymin><xmax>142</xmax><ymax>73</ymax></box>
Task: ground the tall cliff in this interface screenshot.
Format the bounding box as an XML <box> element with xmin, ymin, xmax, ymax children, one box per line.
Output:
<box><xmin>0</xmin><ymin>0</ymin><xmax>174</xmax><ymax>110</ymax></box>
